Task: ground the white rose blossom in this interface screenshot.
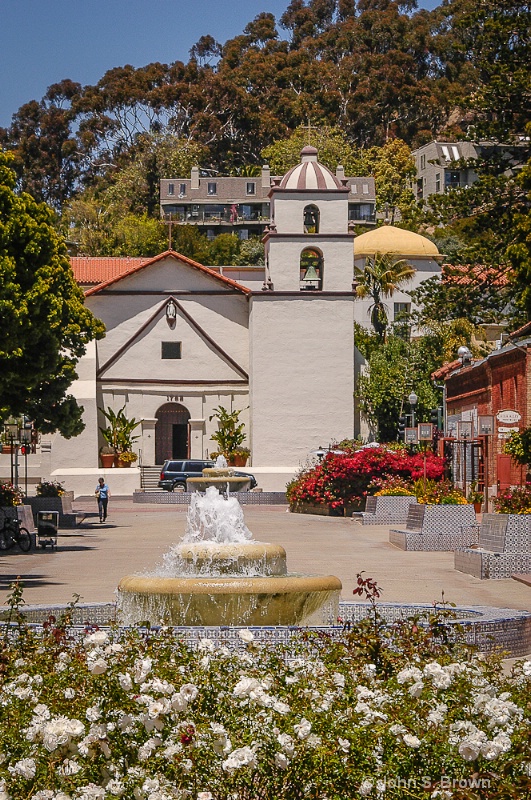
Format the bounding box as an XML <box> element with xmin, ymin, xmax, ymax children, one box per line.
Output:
<box><xmin>8</xmin><ymin>757</ymin><xmax>36</xmax><ymax>779</ymax></box>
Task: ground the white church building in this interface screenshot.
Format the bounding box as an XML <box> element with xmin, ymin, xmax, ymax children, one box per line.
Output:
<box><xmin>6</xmin><ymin>148</ymin><xmax>441</xmax><ymax>495</ymax></box>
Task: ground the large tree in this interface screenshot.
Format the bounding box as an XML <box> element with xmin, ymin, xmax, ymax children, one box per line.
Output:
<box><xmin>356</xmin><ymin>317</ymin><xmax>479</xmax><ymax>439</ymax></box>
<box><xmin>0</xmin><ymin>152</ymin><xmax>104</xmax><ymax>436</ymax></box>
<box><xmin>261</xmin><ymin>124</ymin><xmax>364</xmax><ymax>175</ymax></box>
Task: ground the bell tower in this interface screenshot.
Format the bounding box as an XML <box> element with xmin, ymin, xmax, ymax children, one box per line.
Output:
<box><xmin>263</xmin><ymin>145</ymin><xmax>355</xmax><ymax>292</ymax></box>
<box><xmin>249</xmin><ymin>147</ymin><xmax>356</xmax><ymax>466</ymax></box>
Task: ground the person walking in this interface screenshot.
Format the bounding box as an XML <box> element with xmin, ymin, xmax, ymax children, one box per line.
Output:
<box><xmin>95</xmin><ymin>477</ymin><xmax>110</xmax><ymax>523</ymax></box>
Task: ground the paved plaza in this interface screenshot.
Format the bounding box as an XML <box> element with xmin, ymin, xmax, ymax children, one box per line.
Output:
<box><xmin>1</xmin><ymin>497</ymin><xmax>530</xmax><ymax>616</ymax></box>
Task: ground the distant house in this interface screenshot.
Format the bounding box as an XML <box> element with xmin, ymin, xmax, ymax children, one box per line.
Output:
<box><xmin>160</xmin><ymin>165</ymin><xmax>376</xmax><ymax>241</ymax></box>
<box><xmin>412</xmin><ymin>140</ymin><xmax>528</xmax><ymax>202</ymax></box>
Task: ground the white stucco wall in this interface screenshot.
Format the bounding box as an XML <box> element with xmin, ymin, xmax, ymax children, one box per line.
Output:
<box><xmin>49</xmin><ymin>339</ymin><xmax>99</xmax><ymax>471</ymax></box>
<box><xmin>82</xmin><ymin>257</ymin><xmax>252</xmax><ymax>466</ymax></box>
<box><xmin>249</xmin><ymin>295</ymin><xmax>355</xmax><ymax>466</ymax></box>
<box><xmin>272</xmin><ymin>192</ymin><xmax>349</xmax><ymax>234</ymax></box>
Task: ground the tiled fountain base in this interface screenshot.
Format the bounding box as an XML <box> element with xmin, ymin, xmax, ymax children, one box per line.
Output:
<box><xmin>4</xmin><ymin>600</ymin><xmax>530</xmax><ymax>657</ymax></box>
<box><xmin>133</xmin><ymin>490</ymin><xmax>287</xmax><ymax>505</ymax></box>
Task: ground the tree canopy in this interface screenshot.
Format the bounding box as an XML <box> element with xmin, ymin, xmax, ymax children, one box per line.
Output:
<box><xmin>0</xmin><ymin>0</ymin><xmax>483</xmax><ymax>209</ymax></box>
<box><xmin>0</xmin><ymin>152</ymin><xmax>104</xmax><ymax>436</ymax></box>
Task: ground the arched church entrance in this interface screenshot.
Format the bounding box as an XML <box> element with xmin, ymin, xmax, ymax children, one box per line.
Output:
<box><xmin>155</xmin><ymin>403</ymin><xmax>190</xmax><ymax>464</ymax></box>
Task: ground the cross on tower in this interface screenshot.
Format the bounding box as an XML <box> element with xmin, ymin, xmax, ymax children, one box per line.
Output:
<box><xmin>305</xmin><ymin>119</ymin><xmax>319</xmax><ymax>146</ymax></box>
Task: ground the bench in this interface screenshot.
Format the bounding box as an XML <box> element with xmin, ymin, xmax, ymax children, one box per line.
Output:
<box><xmin>389</xmin><ymin>503</ymin><xmax>478</xmax><ymax>551</ymax></box>
<box><xmin>455</xmin><ymin>513</ymin><xmax>531</xmax><ymax>579</ymax></box>
<box><xmin>355</xmin><ymin>495</ymin><xmax>417</xmax><ymax>525</ymax></box>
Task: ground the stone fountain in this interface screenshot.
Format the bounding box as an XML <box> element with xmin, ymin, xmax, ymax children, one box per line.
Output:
<box><xmin>117</xmin><ymin>486</ymin><xmax>341</xmax><ymax>626</ymax></box>
<box><xmin>185</xmin><ymin>455</ymin><xmax>251</xmax><ymax>493</ymax></box>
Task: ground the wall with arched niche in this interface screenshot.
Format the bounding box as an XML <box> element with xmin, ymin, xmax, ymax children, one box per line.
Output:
<box><xmin>299</xmin><ymin>247</ymin><xmax>323</xmax><ymax>290</ymax></box>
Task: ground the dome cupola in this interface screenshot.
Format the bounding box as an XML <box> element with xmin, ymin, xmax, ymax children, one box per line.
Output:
<box><xmin>279</xmin><ymin>146</ymin><xmax>344</xmax><ymax>191</ymax></box>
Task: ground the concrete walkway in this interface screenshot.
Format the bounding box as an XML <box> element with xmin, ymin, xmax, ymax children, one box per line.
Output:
<box><xmin>1</xmin><ymin>497</ymin><xmax>530</xmax><ymax>614</ymax></box>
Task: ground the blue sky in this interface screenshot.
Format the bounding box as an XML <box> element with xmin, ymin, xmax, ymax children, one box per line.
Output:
<box><xmin>0</xmin><ymin>0</ymin><xmax>440</xmax><ymax>129</ymax></box>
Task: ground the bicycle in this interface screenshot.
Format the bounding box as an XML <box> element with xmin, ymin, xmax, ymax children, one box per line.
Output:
<box><xmin>0</xmin><ymin>510</ymin><xmax>32</xmax><ymax>552</ymax></box>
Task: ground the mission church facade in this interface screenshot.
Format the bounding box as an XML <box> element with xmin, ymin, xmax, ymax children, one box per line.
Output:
<box><xmin>46</xmin><ymin>147</ymin><xmax>442</xmax><ymax>493</ymax></box>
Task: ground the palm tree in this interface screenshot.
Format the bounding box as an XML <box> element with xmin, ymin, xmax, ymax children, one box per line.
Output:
<box><xmin>354</xmin><ymin>252</ymin><xmax>415</xmax><ymax>339</ymax></box>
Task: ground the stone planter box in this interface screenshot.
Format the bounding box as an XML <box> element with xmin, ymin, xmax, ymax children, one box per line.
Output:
<box><xmin>290</xmin><ymin>502</ymin><xmax>344</xmax><ymax>517</ymax></box>
<box><xmin>1</xmin><ymin>505</ymin><xmax>34</xmax><ymax>531</ymax></box>
<box><xmin>25</xmin><ymin>492</ymin><xmax>78</xmax><ymax>528</ymax></box>
<box><xmin>455</xmin><ymin>513</ymin><xmax>531</xmax><ymax>579</ymax></box>
<box><xmin>390</xmin><ymin>503</ymin><xmax>478</xmax><ymax>551</ymax></box>
<box><xmin>356</xmin><ymin>495</ymin><xmax>417</xmax><ymax>525</ymax></box>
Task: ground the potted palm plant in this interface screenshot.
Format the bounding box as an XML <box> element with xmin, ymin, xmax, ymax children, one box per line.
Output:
<box><xmin>209</xmin><ymin>406</ymin><xmax>250</xmax><ymax>466</ymax></box>
<box><xmin>99</xmin><ymin>406</ymin><xmax>141</xmax><ymax>468</ymax></box>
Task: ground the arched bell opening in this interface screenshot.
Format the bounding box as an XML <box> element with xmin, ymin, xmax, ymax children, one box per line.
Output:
<box><xmin>303</xmin><ymin>204</ymin><xmax>320</xmax><ymax>234</ymax></box>
<box><xmin>155</xmin><ymin>403</ymin><xmax>190</xmax><ymax>463</ymax></box>
<box><xmin>299</xmin><ymin>248</ymin><xmax>323</xmax><ymax>291</ymax></box>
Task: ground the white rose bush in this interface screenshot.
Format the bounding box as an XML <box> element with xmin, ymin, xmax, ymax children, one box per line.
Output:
<box><xmin>0</xmin><ymin>583</ymin><xmax>530</xmax><ymax>799</ymax></box>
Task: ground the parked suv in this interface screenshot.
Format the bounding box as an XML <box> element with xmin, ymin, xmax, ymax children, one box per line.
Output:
<box><xmin>158</xmin><ymin>459</ymin><xmax>257</xmax><ymax>491</ymax></box>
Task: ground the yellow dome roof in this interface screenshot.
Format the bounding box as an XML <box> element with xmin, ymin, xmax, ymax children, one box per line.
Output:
<box><xmin>354</xmin><ymin>225</ymin><xmax>440</xmax><ymax>258</ymax></box>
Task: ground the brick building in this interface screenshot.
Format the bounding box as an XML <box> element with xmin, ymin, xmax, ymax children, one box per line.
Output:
<box><xmin>437</xmin><ymin>322</ymin><xmax>531</xmax><ymax>501</ymax></box>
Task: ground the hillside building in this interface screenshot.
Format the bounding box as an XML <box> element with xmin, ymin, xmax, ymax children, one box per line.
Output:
<box><xmin>159</xmin><ymin>165</ymin><xmax>376</xmax><ymax>241</ymax></box>
<box><xmin>412</xmin><ymin>140</ymin><xmax>528</xmax><ymax>203</ymax></box>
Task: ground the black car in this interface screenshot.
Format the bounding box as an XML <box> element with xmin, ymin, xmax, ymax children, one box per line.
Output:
<box><xmin>158</xmin><ymin>459</ymin><xmax>257</xmax><ymax>491</ymax></box>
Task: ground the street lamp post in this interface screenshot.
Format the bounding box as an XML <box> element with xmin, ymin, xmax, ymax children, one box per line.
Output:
<box><xmin>4</xmin><ymin>420</ymin><xmax>19</xmax><ymax>488</ymax></box>
<box><xmin>408</xmin><ymin>391</ymin><xmax>418</xmax><ymax>429</ymax></box>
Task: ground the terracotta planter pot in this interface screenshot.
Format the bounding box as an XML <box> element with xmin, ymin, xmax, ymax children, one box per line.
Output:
<box><xmin>100</xmin><ymin>453</ymin><xmax>115</xmax><ymax>469</ymax></box>
<box><xmin>473</xmin><ymin>502</ymin><xmax>482</xmax><ymax>514</ymax></box>
<box><xmin>117</xmin><ymin>459</ymin><xmax>131</xmax><ymax>468</ymax></box>
<box><xmin>228</xmin><ymin>454</ymin><xmax>248</xmax><ymax>467</ymax></box>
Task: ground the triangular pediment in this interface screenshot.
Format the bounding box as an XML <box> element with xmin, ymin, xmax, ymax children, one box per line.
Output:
<box><xmin>97</xmin><ymin>296</ymin><xmax>248</xmax><ymax>382</ymax></box>
<box><xmin>85</xmin><ymin>251</ymin><xmax>250</xmax><ymax>297</ymax></box>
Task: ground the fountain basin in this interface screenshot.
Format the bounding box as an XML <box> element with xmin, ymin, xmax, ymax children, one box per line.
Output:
<box><xmin>174</xmin><ymin>542</ymin><xmax>287</xmax><ymax>575</ymax></box>
<box><xmin>186</xmin><ymin>476</ymin><xmax>252</xmax><ymax>492</ymax></box>
<box><xmin>117</xmin><ymin>574</ymin><xmax>341</xmax><ymax>627</ymax></box>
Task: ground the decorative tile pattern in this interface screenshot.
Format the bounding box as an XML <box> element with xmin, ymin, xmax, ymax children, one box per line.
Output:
<box><xmin>6</xmin><ymin>601</ymin><xmax>530</xmax><ymax>657</ymax></box>
<box><xmin>390</xmin><ymin>504</ymin><xmax>478</xmax><ymax>550</ymax></box>
<box><xmin>457</xmin><ymin>514</ymin><xmax>531</xmax><ymax>579</ymax></box>
<box><xmin>358</xmin><ymin>496</ymin><xmax>417</xmax><ymax>525</ymax></box>
<box><xmin>455</xmin><ymin>548</ymin><xmax>531</xmax><ymax>579</ymax></box>
<box><xmin>133</xmin><ymin>491</ymin><xmax>287</xmax><ymax>505</ymax></box>
<box><xmin>390</xmin><ymin>528</ymin><xmax>480</xmax><ymax>551</ymax></box>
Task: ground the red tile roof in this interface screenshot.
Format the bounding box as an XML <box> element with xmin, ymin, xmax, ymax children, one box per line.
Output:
<box><xmin>72</xmin><ymin>257</ymin><xmax>151</xmax><ymax>285</ymax></box>
<box><xmin>431</xmin><ymin>359</ymin><xmax>464</xmax><ymax>380</ymax></box>
<box><xmin>443</xmin><ymin>264</ymin><xmax>512</xmax><ymax>287</ymax></box>
<box><xmin>83</xmin><ymin>250</ymin><xmax>251</xmax><ymax>296</ymax></box>
<box><xmin>510</xmin><ymin>320</ymin><xmax>531</xmax><ymax>339</ymax></box>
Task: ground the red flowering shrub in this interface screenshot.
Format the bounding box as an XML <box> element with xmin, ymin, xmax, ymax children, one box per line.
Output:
<box><xmin>287</xmin><ymin>447</ymin><xmax>445</xmax><ymax>510</ymax></box>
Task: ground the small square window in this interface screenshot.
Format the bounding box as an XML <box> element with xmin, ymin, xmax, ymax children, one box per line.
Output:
<box><xmin>394</xmin><ymin>302</ymin><xmax>411</xmax><ymax>320</ymax></box>
<box><xmin>246</xmin><ymin>182</ymin><xmax>255</xmax><ymax>195</ymax></box>
<box><xmin>179</xmin><ymin>183</ymin><xmax>187</xmax><ymax>196</ymax></box>
<box><xmin>362</xmin><ymin>183</ymin><xmax>369</xmax><ymax>194</ymax></box>
<box><xmin>161</xmin><ymin>342</ymin><xmax>182</xmax><ymax>359</ymax></box>
<box><xmin>167</xmin><ymin>183</ymin><xmax>175</xmax><ymax>196</ymax></box>
<box><xmin>208</xmin><ymin>182</ymin><xmax>217</xmax><ymax>195</ymax></box>
<box><xmin>351</xmin><ymin>184</ymin><xmax>358</xmax><ymax>194</ymax></box>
